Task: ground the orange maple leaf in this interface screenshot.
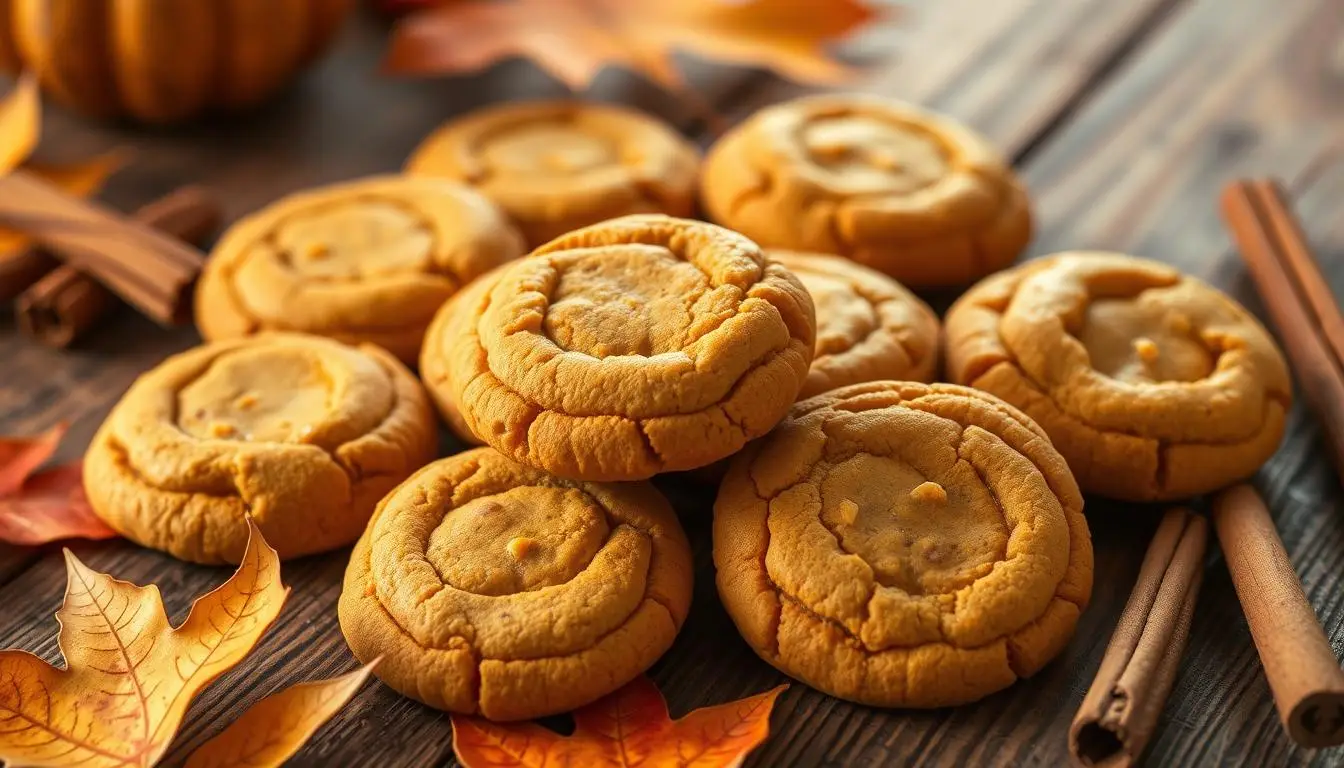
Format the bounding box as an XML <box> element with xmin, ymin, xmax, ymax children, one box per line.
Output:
<box><xmin>0</xmin><ymin>423</ymin><xmax>118</xmax><ymax>546</ymax></box>
<box><xmin>452</xmin><ymin>676</ymin><xmax>788</xmax><ymax>768</ymax></box>
<box><xmin>384</xmin><ymin>0</ymin><xmax>883</xmax><ymax>91</ymax></box>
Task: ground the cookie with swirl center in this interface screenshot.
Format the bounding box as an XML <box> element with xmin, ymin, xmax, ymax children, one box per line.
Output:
<box><xmin>714</xmin><ymin>381</ymin><xmax>1093</xmax><ymax>707</ymax></box>
<box><xmin>944</xmin><ymin>252</ymin><xmax>1292</xmax><ymax>501</ymax></box>
<box><xmin>196</xmin><ymin>175</ymin><xmax>525</xmax><ymax>364</ymax></box>
<box><xmin>338</xmin><ymin>447</ymin><xmax>693</xmax><ymax>720</ymax></box>
<box><xmin>701</xmin><ymin>94</ymin><xmax>1031</xmax><ymax>288</ymax></box>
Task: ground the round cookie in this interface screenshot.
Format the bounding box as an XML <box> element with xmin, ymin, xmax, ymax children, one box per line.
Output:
<box><xmin>714</xmin><ymin>381</ymin><xmax>1093</xmax><ymax>708</ymax></box>
<box><xmin>944</xmin><ymin>252</ymin><xmax>1292</xmax><ymax>501</ymax></box>
<box><xmin>406</xmin><ymin>101</ymin><xmax>700</xmax><ymax>247</ymax></box>
<box><xmin>700</xmin><ymin>93</ymin><xmax>1031</xmax><ymax>288</ymax></box>
<box><xmin>83</xmin><ymin>333</ymin><xmax>437</xmax><ymax>564</ymax></box>
<box><xmin>196</xmin><ymin>175</ymin><xmax>525</xmax><ymax>364</ymax></box>
<box><xmin>424</xmin><ymin>214</ymin><xmax>816</xmax><ymax>481</ymax></box>
<box><xmin>772</xmin><ymin>250</ymin><xmax>940</xmax><ymax>397</ymax></box>
<box><xmin>338</xmin><ymin>447</ymin><xmax>693</xmax><ymax>721</ymax></box>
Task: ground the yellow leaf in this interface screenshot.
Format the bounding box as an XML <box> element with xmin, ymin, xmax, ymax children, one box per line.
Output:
<box><xmin>183</xmin><ymin>661</ymin><xmax>378</xmax><ymax>768</ymax></box>
<box><xmin>0</xmin><ymin>519</ymin><xmax>288</xmax><ymax>767</ymax></box>
<box><xmin>0</xmin><ymin>74</ymin><xmax>40</xmax><ymax>176</ymax></box>
<box><xmin>384</xmin><ymin>0</ymin><xmax>884</xmax><ymax>92</ymax></box>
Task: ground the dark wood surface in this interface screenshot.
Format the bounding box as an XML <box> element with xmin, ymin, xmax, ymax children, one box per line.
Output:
<box><xmin>2</xmin><ymin>2</ymin><xmax>1342</xmax><ymax>766</ymax></box>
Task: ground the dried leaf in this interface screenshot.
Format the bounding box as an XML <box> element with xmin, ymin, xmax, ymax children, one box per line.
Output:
<box><xmin>0</xmin><ymin>519</ymin><xmax>288</xmax><ymax>767</ymax></box>
<box><xmin>0</xmin><ymin>151</ymin><xmax>127</xmax><ymax>258</ymax></box>
<box><xmin>452</xmin><ymin>676</ymin><xmax>787</xmax><ymax>768</ymax></box>
<box><xmin>384</xmin><ymin>0</ymin><xmax>882</xmax><ymax>91</ymax></box>
<box><xmin>0</xmin><ymin>424</ymin><xmax>119</xmax><ymax>546</ymax></box>
<box><xmin>0</xmin><ymin>422</ymin><xmax>67</xmax><ymax>496</ymax></box>
<box><xmin>0</xmin><ymin>74</ymin><xmax>40</xmax><ymax>176</ymax></box>
<box><xmin>184</xmin><ymin>661</ymin><xmax>379</xmax><ymax>768</ymax></box>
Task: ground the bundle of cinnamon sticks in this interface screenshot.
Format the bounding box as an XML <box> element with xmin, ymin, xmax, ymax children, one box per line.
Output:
<box><xmin>0</xmin><ymin>172</ymin><xmax>221</xmax><ymax>347</ymax></box>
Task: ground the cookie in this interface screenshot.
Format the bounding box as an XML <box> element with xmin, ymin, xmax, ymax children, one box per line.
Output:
<box><xmin>700</xmin><ymin>94</ymin><xmax>1031</xmax><ymax>288</ymax></box>
<box><xmin>714</xmin><ymin>381</ymin><xmax>1092</xmax><ymax>707</ymax></box>
<box><xmin>406</xmin><ymin>101</ymin><xmax>700</xmax><ymax>247</ymax></box>
<box><xmin>945</xmin><ymin>252</ymin><xmax>1292</xmax><ymax>501</ymax></box>
<box><xmin>83</xmin><ymin>333</ymin><xmax>437</xmax><ymax>564</ymax></box>
<box><xmin>423</xmin><ymin>214</ymin><xmax>816</xmax><ymax>481</ymax></box>
<box><xmin>420</xmin><ymin>265</ymin><xmax>503</xmax><ymax>447</ymax></box>
<box><xmin>772</xmin><ymin>250</ymin><xmax>940</xmax><ymax>397</ymax></box>
<box><xmin>338</xmin><ymin>447</ymin><xmax>693</xmax><ymax>720</ymax></box>
<box><xmin>195</xmin><ymin>175</ymin><xmax>525</xmax><ymax>364</ymax></box>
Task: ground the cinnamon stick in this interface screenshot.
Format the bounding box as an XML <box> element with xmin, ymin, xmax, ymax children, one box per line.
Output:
<box><xmin>1220</xmin><ymin>179</ymin><xmax>1344</xmax><ymax>479</ymax></box>
<box><xmin>1070</xmin><ymin>508</ymin><xmax>1208</xmax><ymax>768</ymax></box>
<box><xmin>16</xmin><ymin>186</ymin><xmax>222</xmax><ymax>347</ymax></box>
<box><xmin>0</xmin><ymin>249</ymin><xmax>56</xmax><ymax>301</ymax></box>
<box><xmin>1212</xmin><ymin>484</ymin><xmax>1344</xmax><ymax>748</ymax></box>
<box><xmin>0</xmin><ymin>170</ymin><xmax>207</xmax><ymax>325</ymax></box>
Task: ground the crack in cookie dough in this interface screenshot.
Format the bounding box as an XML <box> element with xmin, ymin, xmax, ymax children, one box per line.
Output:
<box><xmin>422</xmin><ymin>215</ymin><xmax>816</xmax><ymax>481</ymax></box>
<box><xmin>196</xmin><ymin>175</ymin><xmax>525</xmax><ymax>364</ymax></box>
<box><xmin>714</xmin><ymin>381</ymin><xmax>1092</xmax><ymax>708</ymax></box>
<box><xmin>82</xmin><ymin>333</ymin><xmax>437</xmax><ymax>564</ymax></box>
<box><xmin>945</xmin><ymin>252</ymin><xmax>1293</xmax><ymax>501</ymax></box>
<box><xmin>338</xmin><ymin>448</ymin><xmax>693</xmax><ymax>721</ymax></box>
<box><xmin>701</xmin><ymin>94</ymin><xmax>1033</xmax><ymax>288</ymax></box>
<box><xmin>406</xmin><ymin>101</ymin><xmax>701</xmax><ymax>248</ymax></box>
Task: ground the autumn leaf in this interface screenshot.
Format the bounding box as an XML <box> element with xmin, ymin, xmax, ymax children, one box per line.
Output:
<box><xmin>0</xmin><ymin>74</ymin><xmax>39</xmax><ymax>176</ymax></box>
<box><xmin>452</xmin><ymin>676</ymin><xmax>788</xmax><ymax>768</ymax></box>
<box><xmin>0</xmin><ymin>518</ymin><xmax>288</xmax><ymax>767</ymax></box>
<box><xmin>383</xmin><ymin>0</ymin><xmax>883</xmax><ymax>91</ymax></box>
<box><xmin>183</xmin><ymin>661</ymin><xmax>379</xmax><ymax>768</ymax></box>
<box><xmin>0</xmin><ymin>423</ymin><xmax>118</xmax><ymax>546</ymax></box>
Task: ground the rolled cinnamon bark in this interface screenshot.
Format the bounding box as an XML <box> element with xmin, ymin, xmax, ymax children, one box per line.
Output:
<box><xmin>1212</xmin><ymin>484</ymin><xmax>1344</xmax><ymax>748</ymax></box>
<box><xmin>1070</xmin><ymin>508</ymin><xmax>1207</xmax><ymax>768</ymax></box>
<box><xmin>16</xmin><ymin>186</ymin><xmax>222</xmax><ymax>347</ymax></box>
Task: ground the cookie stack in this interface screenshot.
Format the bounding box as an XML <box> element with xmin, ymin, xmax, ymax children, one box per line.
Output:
<box><xmin>82</xmin><ymin>92</ymin><xmax>1290</xmax><ymax>720</ymax></box>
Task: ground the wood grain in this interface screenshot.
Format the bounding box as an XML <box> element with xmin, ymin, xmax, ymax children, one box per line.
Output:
<box><xmin>2</xmin><ymin>2</ymin><xmax>1343</xmax><ymax>767</ymax></box>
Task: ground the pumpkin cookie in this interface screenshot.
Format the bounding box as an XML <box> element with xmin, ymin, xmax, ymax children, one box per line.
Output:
<box><xmin>195</xmin><ymin>175</ymin><xmax>525</xmax><ymax>364</ymax></box>
<box><xmin>423</xmin><ymin>214</ymin><xmax>816</xmax><ymax>481</ymax></box>
<box><xmin>405</xmin><ymin>101</ymin><xmax>700</xmax><ymax>247</ymax></box>
<box><xmin>714</xmin><ymin>381</ymin><xmax>1092</xmax><ymax>707</ymax></box>
<box><xmin>773</xmin><ymin>250</ymin><xmax>939</xmax><ymax>397</ymax></box>
<box><xmin>338</xmin><ymin>447</ymin><xmax>693</xmax><ymax>720</ymax></box>
<box><xmin>83</xmin><ymin>333</ymin><xmax>437</xmax><ymax>564</ymax></box>
<box><xmin>945</xmin><ymin>252</ymin><xmax>1292</xmax><ymax>501</ymax></box>
<box><xmin>420</xmin><ymin>265</ymin><xmax>503</xmax><ymax>446</ymax></box>
<box><xmin>700</xmin><ymin>94</ymin><xmax>1031</xmax><ymax>288</ymax></box>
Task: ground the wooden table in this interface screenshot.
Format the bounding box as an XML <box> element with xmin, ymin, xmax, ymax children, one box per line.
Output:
<box><xmin>2</xmin><ymin>2</ymin><xmax>1342</xmax><ymax>766</ymax></box>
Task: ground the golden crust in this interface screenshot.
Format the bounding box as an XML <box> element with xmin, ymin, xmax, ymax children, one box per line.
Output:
<box><xmin>700</xmin><ymin>93</ymin><xmax>1032</xmax><ymax>288</ymax></box>
<box><xmin>714</xmin><ymin>381</ymin><xmax>1092</xmax><ymax>707</ymax></box>
<box><xmin>406</xmin><ymin>100</ymin><xmax>701</xmax><ymax>247</ymax></box>
<box><xmin>195</xmin><ymin>175</ymin><xmax>525</xmax><ymax>364</ymax></box>
<box><xmin>83</xmin><ymin>333</ymin><xmax>438</xmax><ymax>564</ymax></box>
<box><xmin>338</xmin><ymin>447</ymin><xmax>693</xmax><ymax>720</ymax></box>
<box><xmin>944</xmin><ymin>252</ymin><xmax>1292</xmax><ymax>501</ymax></box>
<box><xmin>423</xmin><ymin>214</ymin><xmax>816</xmax><ymax>481</ymax></box>
<box><xmin>771</xmin><ymin>250</ymin><xmax>940</xmax><ymax>396</ymax></box>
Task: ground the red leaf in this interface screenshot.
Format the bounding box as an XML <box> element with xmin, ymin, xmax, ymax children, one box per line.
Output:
<box><xmin>0</xmin><ymin>425</ymin><xmax>119</xmax><ymax>546</ymax></box>
<box><xmin>0</xmin><ymin>422</ymin><xmax>67</xmax><ymax>496</ymax></box>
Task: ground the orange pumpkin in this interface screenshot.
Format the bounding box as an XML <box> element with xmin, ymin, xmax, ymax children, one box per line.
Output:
<box><xmin>0</xmin><ymin>0</ymin><xmax>352</xmax><ymax>124</ymax></box>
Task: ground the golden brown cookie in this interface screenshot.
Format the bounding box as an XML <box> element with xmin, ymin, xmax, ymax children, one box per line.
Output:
<box><xmin>338</xmin><ymin>447</ymin><xmax>693</xmax><ymax>720</ymax></box>
<box><xmin>714</xmin><ymin>381</ymin><xmax>1092</xmax><ymax>707</ymax></box>
<box><xmin>83</xmin><ymin>333</ymin><xmax>437</xmax><ymax>564</ymax></box>
<box><xmin>772</xmin><ymin>250</ymin><xmax>940</xmax><ymax>397</ymax></box>
<box><xmin>945</xmin><ymin>252</ymin><xmax>1292</xmax><ymax>501</ymax></box>
<box><xmin>423</xmin><ymin>214</ymin><xmax>816</xmax><ymax>481</ymax></box>
<box><xmin>406</xmin><ymin>101</ymin><xmax>700</xmax><ymax>247</ymax></box>
<box><xmin>195</xmin><ymin>175</ymin><xmax>525</xmax><ymax>364</ymax></box>
<box><xmin>420</xmin><ymin>265</ymin><xmax>505</xmax><ymax>447</ymax></box>
<box><xmin>700</xmin><ymin>94</ymin><xmax>1031</xmax><ymax>288</ymax></box>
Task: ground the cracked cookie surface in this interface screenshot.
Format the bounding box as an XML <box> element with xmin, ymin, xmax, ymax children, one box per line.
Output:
<box><xmin>195</xmin><ymin>175</ymin><xmax>525</xmax><ymax>364</ymax></box>
<box><xmin>406</xmin><ymin>101</ymin><xmax>700</xmax><ymax>247</ymax></box>
<box><xmin>700</xmin><ymin>94</ymin><xmax>1032</xmax><ymax>288</ymax></box>
<box><xmin>772</xmin><ymin>250</ymin><xmax>939</xmax><ymax>397</ymax></box>
<box><xmin>944</xmin><ymin>252</ymin><xmax>1292</xmax><ymax>501</ymax></box>
<box><xmin>83</xmin><ymin>332</ymin><xmax>437</xmax><ymax>564</ymax></box>
<box><xmin>714</xmin><ymin>381</ymin><xmax>1092</xmax><ymax>707</ymax></box>
<box><xmin>423</xmin><ymin>215</ymin><xmax>816</xmax><ymax>481</ymax></box>
<box><xmin>338</xmin><ymin>447</ymin><xmax>693</xmax><ymax>720</ymax></box>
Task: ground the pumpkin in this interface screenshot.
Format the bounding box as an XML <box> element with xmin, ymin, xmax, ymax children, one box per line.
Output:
<box><xmin>0</xmin><ymin>0</ymin><xmax>352</xmax><ymax>124</ymax></box>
